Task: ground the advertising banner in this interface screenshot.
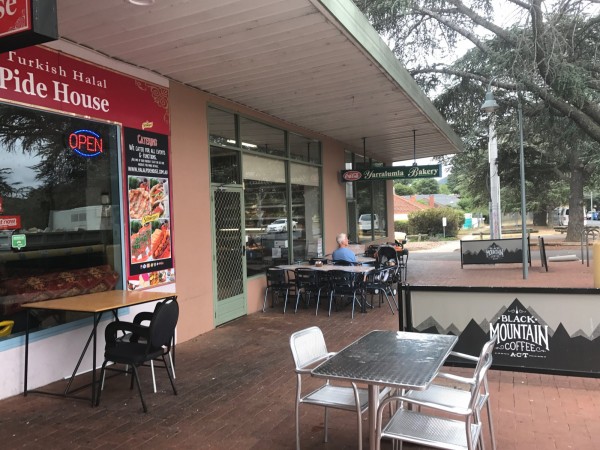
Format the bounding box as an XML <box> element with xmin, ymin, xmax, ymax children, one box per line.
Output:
<box><xmin>124</xmin><ymin>127</ymin><xmax>174</xmax><ymax>289</ymax></box>
<box><xmin>408</xmin><ymin>287</ymin><xmax>600</xmax><ymax>375</ymax></box>
<box><xmin>341</xmin><ymin>164</ymin><xmax>441</xmax><ymax>182</ymax></box>
<box><xmin>0</xmin><ymin>45</ymin><xmax>169</xmax><ymax>134</ymax></box>
<box><xmin>460</xmin><ymin>238</ymin><xmax>530</xmax><ymax>267</ymax></box>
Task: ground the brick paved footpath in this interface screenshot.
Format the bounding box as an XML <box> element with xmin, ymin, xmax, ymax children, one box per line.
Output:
<box><xmin>0</xmin><ymin>249</ymin><xmax>598</xmax><ymax>449</ymax></box>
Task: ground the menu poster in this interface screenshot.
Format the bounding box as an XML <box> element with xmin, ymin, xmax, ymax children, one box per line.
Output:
<box><xmin>124</xmin><ymin>127</ymin><xmax>174</xmax><ymax>289</ymax></box>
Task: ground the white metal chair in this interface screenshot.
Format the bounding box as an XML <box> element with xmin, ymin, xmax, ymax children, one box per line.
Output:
<box><xmin>289</xmin><ymin>326</ymin><xmax>368</xmax><ymax>450</ymax></box>
<box><xmin>375</xmin><ymin>338</ymin><xmax>494</xmax><ymax>450</ymax></box>
<box><xmin>403</xmin><ymin>334</ymin><xmax>497</xmax><ymax>450</ymax></box>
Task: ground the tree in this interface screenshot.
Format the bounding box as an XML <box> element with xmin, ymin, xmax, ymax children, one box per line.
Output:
<box><xmin>355</xmin><ymin>0</ymin><xmax>600</xmax><ymax>240</ymax></box>
<box><xmin>394</xmin><ymin>182</ymin><xmax>416</xmax><ymax>195</ymax></box>
<box><xmin>412</xmin><ymin>178</ymin><xmax>440</xmax><ymax>194</ymax></box>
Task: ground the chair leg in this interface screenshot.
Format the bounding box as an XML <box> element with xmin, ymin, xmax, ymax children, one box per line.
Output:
<box><xmin>283</xmin><ymin>289</ymin><xmax>289</xmax><ymax>314</ymax></box>
<box><xmin>485</xmin><ymin>397</ymin><xmax>496</xmax><ymax>450</ymax></box>
<box><xmin>130</xmin><ymin>364</ymin><xmax>148</xmax><ymax>413</ymax></box>
<box><xmin>383</xmin><ymin>290</ymin><xmax>395</xmax><ymax>315</ymax></box>
<box><xmin>328</xmin><ymin>291</ymin><xmax>334</xmax><ymax>317</ymax></box>
<box><xmin>151</xmin><ymin>360</ymin><xmax>157</xmax><ymax>393</ymax></box>
<box><xmin>96</xmin><ymin>361</ymin><xmax>109</xmax><ymax>406</ymax></box>
<box><xmin>323</xmin><ymin>406</ymin><xmax>329</xmax><ymax>443</ymax></box>
<box><xmin>295</xmin><ymin>397</ymin><xmax>301</xmax><ymax>450</ymax></box>
<box><xmin>168</xmin><ymin>351</ymin><xmax>176</xmax><ymax>379</ymax></box>
<box><xmin>162</xmin><ymin>354</ymin><xmax>177</xmax><ymax>395</ymax></box>
<box><xmin>262</xmin><ymin>287</ymin><xmax>269</xmax><ymax>312</ymax></box>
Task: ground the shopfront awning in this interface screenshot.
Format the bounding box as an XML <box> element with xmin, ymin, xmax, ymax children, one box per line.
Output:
<box><xmin>55</xmin><ymin>0</ymin><xmax>462</xmax><ymax>163</ymax></box>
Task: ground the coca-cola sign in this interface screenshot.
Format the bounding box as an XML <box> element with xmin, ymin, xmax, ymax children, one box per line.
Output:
<box><xmin>0</xmin><ymin>0</ymin><xmax>56</xmax><ymax>53</ymax></box>
<box><xmin>342</xmin><ymin>170</ymin><xmax>362</xmax><ymax>181</ymax></box>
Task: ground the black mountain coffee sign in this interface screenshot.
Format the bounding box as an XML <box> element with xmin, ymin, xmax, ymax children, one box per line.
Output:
<box><xmin>417</xmin><ymin>298</ymin><xmax>600</xmax><ymax>374</ymax></box>
<box><xmin>460</xmin><ymin>238</ymin><xmax>529</xmax><ymax>266</ymax></box>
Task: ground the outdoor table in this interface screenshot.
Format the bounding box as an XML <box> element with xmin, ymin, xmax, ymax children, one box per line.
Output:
<box><xmin>327</xmin><ymin>255</ymin><xmax>375</xmax><ymax>265</ymax></box>
<box><xmin>312</xmin><ymin>330</ymin><xmax>457</xmax><ymax>450</ymax></box>
<box><xmin>22</xmin><ymin>289</ymin><xmax>177</xmax><ymax>406</ymax></box>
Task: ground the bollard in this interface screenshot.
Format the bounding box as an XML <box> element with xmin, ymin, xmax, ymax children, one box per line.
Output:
<box><xmin>594</xmin><ymin>241</ymin><xmax>600</xmax><ymax>288</ymax></box>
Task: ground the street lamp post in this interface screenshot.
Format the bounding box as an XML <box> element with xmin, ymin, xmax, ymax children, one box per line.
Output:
<box><xmin>481</xmin><ymin>82</ymin><xmax>502</xmax><ymax>239</ymax></box>
<box><xmin>518</xmin><ymin>99</ymin><xmax>528</xmax><ymax>279</ymax></box>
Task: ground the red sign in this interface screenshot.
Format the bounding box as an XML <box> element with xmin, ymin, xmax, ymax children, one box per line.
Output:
<box><xmin>0</xmin><ymin>46</ymin><xmax>169</xmax><ymax>134</ymax></box>
<box><xmin>0</xmin><ymin>214</ymin><xmax>20</xmax><ymax>229</ymax></box>
<box><xmin>0</xmin><ymin>0</ymin><xmax>30</xmax><ymax>39</ymax></box>
<box><xmin>342</xmin><ymin>170</ymin><xmax>362</xmax><ymax>181</ymax></box>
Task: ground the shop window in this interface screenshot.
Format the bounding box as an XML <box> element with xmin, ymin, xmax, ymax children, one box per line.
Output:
<box><xmin>0</xmin><ymin>104</ymin><xmax>122</xmax><ymax>340</ymax></box>
<box><xmin>208</xmin><ymin>107</ymin><xmax>237</xmax><ymax>147</ymax></box>
<box><xmin>290</xmin><ymin>132</ymin><xmax>321</xmax><ymax>164</ymax></box>
<box><xmin>240</xmin><ymin>117</ymin><xmax>285</xmax><ymax>157</ymax></box>
<box><xmin>354</xmin><ymin>159</ymin><xmax>388</xmax><ymax>243</ymax></box>
<box><xmin>210</xmin><ymin>146</ymin><xmax>241</xmax><ymax>185</ymax></box>
<box><xmin>290</xmin><ymin>163</ymin><xmax>322</xmax><ymax>263</ymax></box>
<box><xmin>242</xmin><ymin>154</ymin><xmax>287</xmax><ymax>276</ymax></box>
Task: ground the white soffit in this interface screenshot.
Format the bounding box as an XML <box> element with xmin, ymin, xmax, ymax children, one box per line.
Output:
<box><xmin>56</xmin><ymin>0</ymin><xmax>462</xmax><ymax>163</ymax></box>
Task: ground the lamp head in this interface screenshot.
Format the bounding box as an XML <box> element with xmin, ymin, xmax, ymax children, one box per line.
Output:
<box><xmin>481</xmin><ymin>91</ymin><xmax>499</xmax><ymax>113</ymax></box>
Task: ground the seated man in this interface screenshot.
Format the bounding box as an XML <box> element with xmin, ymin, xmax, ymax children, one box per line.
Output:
<box><xmin>331</xmin><ymin>232</ymin><xmax>357</xmax><ymax>263</ymax></box>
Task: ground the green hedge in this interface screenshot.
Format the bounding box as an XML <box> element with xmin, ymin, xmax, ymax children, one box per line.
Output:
<box><xmin>394</xmin><ymin>220</ymin><xmax>409</xmax><ymax>232</ymax></box>
<box><xmin>407</xmin><ymin>208</ymin><xmax>464</xmax><ymax>237</ymax></box>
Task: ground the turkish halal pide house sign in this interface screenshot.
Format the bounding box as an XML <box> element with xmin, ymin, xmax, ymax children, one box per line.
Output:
<box><xmin>341</xmin><ymin>164</ymin><xmax>441</xmax><ymax>182</ymax></box>
<box><xmin>124</xmin><ymin>127</ymin><xmax>173</xmax><ymax>280</ymax></box>
<box><xmin>0</xmin><ymin>0</ymin><xmax>57</xmax><ymax>53</ymax></box>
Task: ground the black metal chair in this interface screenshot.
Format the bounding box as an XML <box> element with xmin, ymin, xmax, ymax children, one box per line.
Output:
<box><xmin>294</xmin><ymin>267</ymin><xmax>327</xmax><ymax>315</ymax></box>
<box><xmin>327</xmin><ymin>269</ymin><xmax>365</xmax><ymax>319</ymax></box>
<box><xmin>364</xmin><ymin>266</ymin><xmax>396</xmax><ymax>314</ymax></box>
<box><xmin>96</xmin><ymin>297</ymin><xmax>179</xmax><ymax>413</ymax></box>
<box><xmin>263</xmin><ymin>267</ymin><xmax>293</xmax><ymax>313</ymax></box>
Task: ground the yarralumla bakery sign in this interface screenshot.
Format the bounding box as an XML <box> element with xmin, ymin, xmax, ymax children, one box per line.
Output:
<box><xmin>341</xmin><ymin>164</ymin><xmax>441</xmax><ymax>182</ymax></box>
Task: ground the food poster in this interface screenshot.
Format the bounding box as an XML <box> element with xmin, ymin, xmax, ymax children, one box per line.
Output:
<box><xmin>124</xmin><ymin>127</ymin><xmax>174</xmax><ymax>290</ymax></box>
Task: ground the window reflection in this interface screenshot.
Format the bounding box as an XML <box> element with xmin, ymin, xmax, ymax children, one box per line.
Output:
<box><xmin>0</xmin><ymin>104</ymin><xmax>121</xmax><ymax>339</ymax></box>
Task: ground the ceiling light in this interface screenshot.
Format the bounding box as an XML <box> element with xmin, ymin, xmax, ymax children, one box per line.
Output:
<box><xmin>126</xmin><ymin>0</ymin><xmax>155</xmax><ymax>5</ymax></box>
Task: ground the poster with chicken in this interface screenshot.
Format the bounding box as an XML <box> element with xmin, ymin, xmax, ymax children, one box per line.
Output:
<box><xmin>124</xmin><ymin>127</ymin><xmax>174</xmax><ymax>289</ymax></box>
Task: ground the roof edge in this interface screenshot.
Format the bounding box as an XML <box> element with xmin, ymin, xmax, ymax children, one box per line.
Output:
<box><xmin>311</xmin><ymin>0</ymin><xmax>463</xmax><ymax>154</ymax></box>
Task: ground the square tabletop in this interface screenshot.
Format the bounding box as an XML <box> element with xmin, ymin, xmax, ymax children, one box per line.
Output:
<box><xmin>312</xmin><ymin>330</ymin><xmax>457</xmax><ymax>389</ymax></box>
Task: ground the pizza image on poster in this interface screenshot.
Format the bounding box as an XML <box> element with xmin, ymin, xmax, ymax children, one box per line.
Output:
<box><xmin>124</xmin><ymin>127</ymin><xmax>174</xmax><ymax>282</ymax></box>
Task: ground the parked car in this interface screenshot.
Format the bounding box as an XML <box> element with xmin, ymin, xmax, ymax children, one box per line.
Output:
<box><xmin>358</xmin><ymin>213</ymin><xmax>379</xmax><ymax>231</ymax></box>
<box><xmin>266</xmin><ymin>218</ymin><xmax>297</xmax><ymax>233</ymax></box>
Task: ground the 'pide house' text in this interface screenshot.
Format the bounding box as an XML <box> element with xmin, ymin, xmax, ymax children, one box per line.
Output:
<box><xmin>0</xmin><ymin>67</ymin><xmax>110</xmax><ymax>112</ymax></box>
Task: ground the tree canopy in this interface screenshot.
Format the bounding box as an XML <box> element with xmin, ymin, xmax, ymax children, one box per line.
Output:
<box><xmin>355</xmin><ymin>0</ymin><xmax>600</xmax><ymax>240</ymax></box>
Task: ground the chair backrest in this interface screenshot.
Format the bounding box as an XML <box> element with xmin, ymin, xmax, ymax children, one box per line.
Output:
<box><xmin>466</xmin><ymin>333</ymin><xmax>497</xmax><ymax>411</ymax></box>
<box><xmin>328</xmin><ymin>269</ymin><xmax>360</xmax><ymax>289</ymax></box>
<box><xmin>147</xmin><ymin>298</ymin><xmax>179</xmax><ymax>353</ymax></box>
<box><xmin>332</xmin><ymin>259</ymin><xmax>353</xmax><ymax>266</ymax></box>
<box><xmin>295</xmin><ymin>267</ymin><xmax>321</xmax><ymax>287</ymax></box>
<box><xmin>266</xmin><ymin>267</ymin><xmax>287</xmax><ymax>286</ymax></box>
<box><xmin>474</xmin><ymin>333</ymin><xmax>497</xmax><ymax>376</ymax></box>
<box><xmin>289</xmin><ymin>326</ymin><xmax>328</xmax><ymax>370</ymax></box>
<box><xmin>377</xmin><ymin>245</ymin><xmax>397</xmax><ymax>266</ymax></box>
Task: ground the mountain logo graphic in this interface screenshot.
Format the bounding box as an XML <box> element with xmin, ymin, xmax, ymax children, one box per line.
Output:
<box><xmin>491</xmin><ymin>298</ymin><xmax>550</xmax><ymax>359</ymax></box>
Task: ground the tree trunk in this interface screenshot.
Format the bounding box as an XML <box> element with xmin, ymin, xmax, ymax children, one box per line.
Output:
<box><xmin>533</xmin><ymin>211</ymin><xmax>547</xmax><ymax>226</ymax></box>
<box><xmin>566</xmin><ymin>147</ymin><xmax>585</xmax><ymax>242</ymax></box>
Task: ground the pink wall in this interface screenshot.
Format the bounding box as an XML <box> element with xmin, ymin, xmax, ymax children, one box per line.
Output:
<box><xmin>169</xmin><ymin>82</ymin><xmax>352</xmax><ymax>341</ymax></box>
<box><xmin>169</xmin><ymin>83</ymin><xmax>214</xmax><ymax>342</ymax></box>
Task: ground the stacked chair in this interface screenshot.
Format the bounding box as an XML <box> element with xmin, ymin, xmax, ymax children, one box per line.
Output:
<box><xmin>375</xmin><ymin>334</ymin><xmax>497</xmax><ymax>450</ymax></box>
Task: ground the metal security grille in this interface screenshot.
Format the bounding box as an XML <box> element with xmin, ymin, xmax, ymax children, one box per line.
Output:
<box><xmin>214</xmin><ymin>190</ymin><xmax>244</xmax><ymax>301</ymax></box>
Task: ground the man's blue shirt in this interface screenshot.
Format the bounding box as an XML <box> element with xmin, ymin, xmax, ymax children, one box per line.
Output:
<box><xmin>331</xmin><ymin>247</ymin><xmax>357</xmax><ymax>263</ymax></box>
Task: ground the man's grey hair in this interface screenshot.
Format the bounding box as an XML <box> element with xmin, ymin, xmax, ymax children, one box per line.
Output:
<box><xmin>336</xmin><ymin>233</ymin><xmax>347</xmax><ymax>245</ymax></box>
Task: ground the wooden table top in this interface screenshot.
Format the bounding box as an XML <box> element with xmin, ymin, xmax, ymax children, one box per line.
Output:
<box><xmin>21</xmin><ymin>290</ymin><xmax>176</xmax><ymax>313</ymax></box>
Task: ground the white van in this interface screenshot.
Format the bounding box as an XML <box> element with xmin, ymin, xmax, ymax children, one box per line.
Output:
<box><xmin>358</xmin><ymin>213</ymin><xmax>379</xmax><ymax>231</ymax></box>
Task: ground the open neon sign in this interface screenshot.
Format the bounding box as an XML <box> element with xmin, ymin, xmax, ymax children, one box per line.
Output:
<box><xmin>68</xmin><ymin>129</ymin><xmax>103</xmax><ymax>157</ymax></box>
